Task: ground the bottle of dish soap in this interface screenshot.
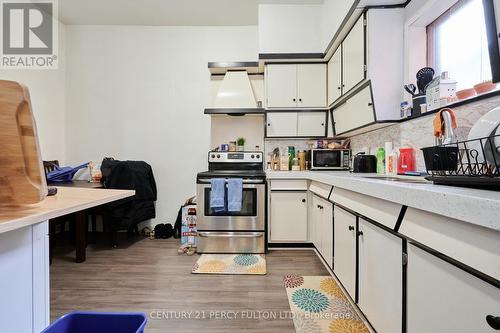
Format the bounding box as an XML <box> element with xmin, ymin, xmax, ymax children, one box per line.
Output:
<box><xmin>376</xmin><ymin>148</ymin><xmax>385</xmax><ymax>174</ymax></box>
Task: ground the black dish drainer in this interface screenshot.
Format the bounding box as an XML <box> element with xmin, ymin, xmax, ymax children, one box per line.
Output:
<box><xmin>422</xmin><ymin>134</ymin><xmax>500</xmax><ymax>190</ymax></box>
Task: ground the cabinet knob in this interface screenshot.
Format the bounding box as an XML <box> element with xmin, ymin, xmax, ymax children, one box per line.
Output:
<box><xmin>293</xmin><ymin>98</ymin><xmax>296</xmax><ymax>102</ymax></box>
<box><xmin>267</xmin><ymin>123</ymin><xmax>271</xmax><ymax>126</ymax></box>
<box><xmin>348</xmin><ymin>225</ymin><xmax>355</xmax><ymax>231</ymax></box>
<box><xmin>337</xmin><ymin>87</ymin><xmax>341</xmax><ymax>90</ymax></box>
<box><xmin>299</xmin><ymin>98</ymin><xmax>302</xmax><ymax>102</ymax></box>
<box><xmin>368</xmin><ymin>102</ymin><xmax>373</xmax><ymax>106</ymax></box>
<box><xmin>486</xmin><ymin>315</ymin><xmax>500</xmax><ymax>329</ymax></box>
<box><xmin>357</xmin><ymin>231</ymin><xmax>364</xmax><ymax>236</ymax></box>
<box><xmin>321</xmin><ymin>123</ymin><xmax>325</xmax><ymax>126</ymax></box>
<box><xmin>302</xmin><ymin>199</ymin><xmax>306</xmax><ymax>203</ymax></box>
<box><xmin>317</xmin><ymin>204</ymin><xmax>323</xmax><ymax>209</ymax></box>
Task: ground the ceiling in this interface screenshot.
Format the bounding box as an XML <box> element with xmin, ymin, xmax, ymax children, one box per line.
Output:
<box><xmin>59</xmin><ymin>0</ymin><xmax>325</xmax><ymax>26</ymax></box>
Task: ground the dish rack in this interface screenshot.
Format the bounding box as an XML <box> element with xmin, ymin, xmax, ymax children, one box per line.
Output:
<box><xmin>422</xmin><ymin>134</ymin><xmax>500</xmax><ymax>190</ymax></box>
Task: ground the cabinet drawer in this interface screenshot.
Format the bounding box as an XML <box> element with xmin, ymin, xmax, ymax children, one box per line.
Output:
<box><xmin>309</xmin><ymin>181</ymin><xmax>332</xmax><ymax>199</ymax></box>
<box><xmin>399</xmin><ymin>207</ymin><xmax>500</xmax><ymax>280</ymax></box>
<box><xmin>330</xmin><ymin>187</ymin><xmax>402</xmax><ymax>229</ymax></box>
<box><xmin>407</xmin><ymin>244</ymin><xmax>500</xmax><ymax>333</ymax></box>
<box><xmin>270</xmin><ymin>180</ymin><xmax>308</xmax><ymax>191</ymax></box>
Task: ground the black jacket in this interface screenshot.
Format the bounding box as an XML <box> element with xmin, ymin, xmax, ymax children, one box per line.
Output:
<box><xmin>102</xmin><ymin>160</ymin><xmax>157</xmax><ymax>230</ymax></box>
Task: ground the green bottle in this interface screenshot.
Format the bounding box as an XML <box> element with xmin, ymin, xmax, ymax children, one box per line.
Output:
<box><xmin>288</xmin><ymin>146</ymin><xmax>295</xmax><ymax>170</ymax></box>
<box><xmin>376</xmin><ymin>148</ymin><xmax>385</xmax><ymax>174</ymax></box>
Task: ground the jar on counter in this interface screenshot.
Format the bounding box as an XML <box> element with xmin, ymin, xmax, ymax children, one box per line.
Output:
<box><xmin>298</xmin><ymin>151</ymin><xmax>306</xmax><ymax>171</ymax></box>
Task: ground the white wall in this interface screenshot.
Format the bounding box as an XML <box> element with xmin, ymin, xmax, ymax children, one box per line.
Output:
<box><xmin>321</xmin><ymin>0</ymin><xmax>357</xmax><ymax>50</ymax></box>
<box><xmin>258</xmin><ymin>4</ymin><xmax>323</xmax><ymax>53</ymax></box>
<box><xmin>0</xmin><ymin>23</ymin><xmax>67</xmax><ymax>163</ymax></box>
<box><xmin>64</xmin><ymin>25</ymin><xmax>259</xmax><ymax>226</ymax></box>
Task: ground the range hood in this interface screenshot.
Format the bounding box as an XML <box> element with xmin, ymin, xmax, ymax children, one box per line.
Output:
<box><xmin>205</xmin><ymin>71</ymin><xmax>263</xmax><ymax>116</ymax></box>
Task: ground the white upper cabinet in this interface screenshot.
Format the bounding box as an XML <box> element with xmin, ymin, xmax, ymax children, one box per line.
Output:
<box><xmin>266</xmin><ymin>64</ymin><xmax>297</xmax><ymax>108</ymax></box>
<box><xmin>342</xmin><ymin>15</ymin><xmax>366</xmax><ymax>94</ymax></box>
<box><xmin>333</xmin><ymin>84</ymin><xmax>375</xmax><ymax>135</ymax></box>
<box><xmin>297</xmin><ymin>64</ymin><xmax>327</xmax><ymax>108</ymax></box>
<box><xmin>297</xmin><ymin>112</ymin><xmax>326</xmax><ymax>137</ymax></box>
<box><xmin>327</xmin><ymin>46</ymin><xmax>342</xmax><ymax>106</ymax></box>
<box><xmin>266</xmin><ymin>64</ymin><xmax>326</xmax><ymax>108</ymax></box>
<box><xmin>266</xmin><ymin>112</ymin><xmax>298</xmax><ymax>137</ymax></box>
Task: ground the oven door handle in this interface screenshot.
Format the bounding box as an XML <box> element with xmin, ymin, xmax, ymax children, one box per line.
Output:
<box><xmin>198</xmin><ymin>232</ymin><xmax>264</xmax><ymax>238</ymax></box>
<box><xmin>197</xmin><ymin>179</ymin><xmax>264</xmax><ymax>185</ymax></box>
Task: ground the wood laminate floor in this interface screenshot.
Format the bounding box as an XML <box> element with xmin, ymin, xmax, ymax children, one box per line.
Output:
<box><xmin>50</xmin><ymin>236</ymin><xmax>328</xmax><ymax>332</ymax></box>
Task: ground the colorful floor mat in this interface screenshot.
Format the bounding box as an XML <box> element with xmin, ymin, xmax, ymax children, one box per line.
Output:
<box><xmin>284</xmin><ymin>275</ymin><xmax>370</xmax><ymax>333</ymax></box>
<box><xmin>191</xmin><ymin>254</ymin><xmax>266</xmax><ymax>275</ymax></box>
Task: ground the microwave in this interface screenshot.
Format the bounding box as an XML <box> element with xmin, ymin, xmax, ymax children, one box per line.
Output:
<box><xmin>311</xmin><ymin>149</ymin><xmax>351</xmax><ymax>170</ymax></box>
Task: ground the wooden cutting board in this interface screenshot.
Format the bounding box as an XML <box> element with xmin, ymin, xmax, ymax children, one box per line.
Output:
<box><xmin>0</xmin><ymin>80</ymin><xmax>47</xmax><ymax>205</ymax></box>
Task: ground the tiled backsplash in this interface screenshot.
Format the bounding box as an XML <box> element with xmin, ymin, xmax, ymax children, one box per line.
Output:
<box><xmin>265</xmin><ymin>95</ymin><xmax>500</xmax><ymax>171</ymax></box>
<box><xmin>351</xmin><ymin>95</ymin><xmax>500</xmax><ymax>170</ymax></box>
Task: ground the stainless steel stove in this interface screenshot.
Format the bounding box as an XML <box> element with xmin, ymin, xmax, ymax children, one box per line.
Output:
<box><xmin>196</xmin><ymin>151</ymin><xmax>266</xmax><ymax>254</ymax></box>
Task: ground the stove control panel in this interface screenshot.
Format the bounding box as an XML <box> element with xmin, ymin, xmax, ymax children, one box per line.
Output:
<box><xmin>209</xmin><ymin>151</ymin><xmax>263</xmax><ymax>163</ymax></box>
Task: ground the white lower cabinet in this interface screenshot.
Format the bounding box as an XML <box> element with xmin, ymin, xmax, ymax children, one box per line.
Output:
<box><xmin>270</xmin><ymin>191</ymin><xmax>308</xmax><ymax>242</ymax></box>
<box><xmin>407</xmin><ymin>244</ymin><xmax>500</xmax><ymax>333</ymax></box>
<box><xmin>309</xmin><ymin>194</ymin><xmax>333</xmax><ymax>268</ymax></box>
<box><xmin>333</xmin><ymin>206</ymin><xmax>357</xmax><ymax>299</ymax></box>
<box><xmin>358</xmin><ymin>219</ymin><xmax>402</xmax><ymax>333</ymax></box>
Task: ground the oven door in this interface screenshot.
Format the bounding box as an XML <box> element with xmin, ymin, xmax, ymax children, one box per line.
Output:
<box><xmin>196</xmin><ymin>179</ymin><xmax>265</xmax><ymax>231</ymax></box>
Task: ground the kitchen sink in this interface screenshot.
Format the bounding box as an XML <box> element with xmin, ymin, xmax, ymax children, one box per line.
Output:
<box><xmin>363</xmin><ymin>176</ymin><xmax>430</xmax><ymax>183</ymax></box>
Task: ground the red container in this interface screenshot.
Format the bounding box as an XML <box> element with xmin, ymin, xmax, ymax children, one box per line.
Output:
<box><xmin>398</xmin><ymin>148</ymin><xmax>416</xmax><ymax>174</ymax></box>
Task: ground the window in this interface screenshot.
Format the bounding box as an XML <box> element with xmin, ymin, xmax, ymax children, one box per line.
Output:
<box><xmin>427</xmin><ymin>0</ymin><xmax>492</xmax><ymax>90</ymax></box>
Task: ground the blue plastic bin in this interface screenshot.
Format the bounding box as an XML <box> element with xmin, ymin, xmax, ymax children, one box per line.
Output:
<box><xmin>41</xmin><ymin>311</ymin><xmax>147</xmax><ymax>333</ymax></box>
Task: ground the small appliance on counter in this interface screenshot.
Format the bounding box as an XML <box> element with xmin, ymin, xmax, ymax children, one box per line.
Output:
<box><xmin>351</xmin><ymin>153</ymin><xmax>377</xmax><ymax>173</ymax></box>
<box><xmin>310</xmin><ymin>149</ymin><xmax>351</xmax><ymax>170</ymax></box>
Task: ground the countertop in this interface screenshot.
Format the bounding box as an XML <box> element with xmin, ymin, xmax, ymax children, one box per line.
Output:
<box><xmin>267</xmin><ymin>171</ymin><xmax>500</xmax><ymax>231</ymax></box>
<box><xmin>0</xmin><ymin>186</ymin><xmax>135</xmax><ymax>234</ymax></box>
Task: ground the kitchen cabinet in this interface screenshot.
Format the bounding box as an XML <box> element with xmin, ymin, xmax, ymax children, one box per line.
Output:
<box><xmin>266</xmin><ymin>64</ymin><xmax>297</xmax><ymax>108</ymax></box>
<box><xmin>267</xmin><ymin>111</ymin><xmax>327</xmax><ymax>138</ymax></box>
<box><xmin>342</xmin><ymin>15</ymin><xmax>365</xmax><ymax>94</ymax></box>
<box><xmin>309</xmin><ymin>194</ymin><xmax>333</xmax><ymax>268</ymax></box>
<box><xmin>332</xmin><ymin>83</ymin><xmax>375</xmax><ymax>136</ymax></box>
<box><xmin>270</xmin><ymin>191</ymin><xmax>308</xmax><ymax>242</ymax></box>
<box><xmin>333</xmin><ymin>205</ymin><xmax>357</xmax><ymax>299</ymax></box>
<box><xmin>266</xmin><ymin>64</ymin><xmax>326</xmax><ymax>108</ymax></box>
<box><xmin>266</xmin><ymin>112</ymin><xmax>298</xmax><ymax>137</ymax></box>
<box><xmin>327</xmin><ymin>46</ymin><xmax>342</xmax><ymax>106</ymax></box>
<box><xmin>358</xmin><ymin>219</ymin><xmax>402</xmax><ymax>333</ymax></box>
<box><xmin>407</xmin><ymin>244</ymin><xmax>500</xmax><ymax>333</ymax></box>
<box><xmin>297</xmin><ymin>112</ymin><xmax>326</xmax><ymax>137</ymax></box>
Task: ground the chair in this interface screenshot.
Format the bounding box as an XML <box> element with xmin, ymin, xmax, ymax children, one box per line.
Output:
<box><xmin>44</xmin><ymin>160</ymin><xmax>75</xmax><ymax>264</ymax></box>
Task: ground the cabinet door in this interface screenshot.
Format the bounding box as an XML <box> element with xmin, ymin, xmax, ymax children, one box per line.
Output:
<box><xmin>311</xmin><ymin>195</ymin><xmax>324</xmax><ymax>252</ymax></box>
<box><xmin>266</xmin><ymin>64</ymin><xmax>297</xmax><ymax>108</ymax></box>
<box><xmin>270</xmin><ymin>191</ymin><xmax>308</xmax><ymax>242</ymax></box>
<box><xmin>407</xmin><ymin>244</ymin><xmax>500</xmax><ymax>333</ymax></box>
<box><xmin>266</xmin><ymin>112</ymin><xmax>298</xmax><ymax>137</ymax></box>
<box><xmin>297</xmin><ymin>112</ymin><xmax>326</xmax><ymax>137</ymax></box>
<box><xmin>333</xmin><ymin>206</ymin><xmax>357</xmax><ymax>299</ymax></box>
<box><xmin>321</xmin><ymin>200</ymin><xmax>333</xmax><ymax>268</ymax></box>
<box><xmin>297</xmin><ymin>64</ymin><xmax>327</xmax><ymax>107</ymax></box>
<box><xmin>358</xmin><ymin>219</ymin><xmax>402</xmax><ymax>333</ymax></box>
<box><xmin>342</xmin><ymin>15</ymin><xmax>365</xmax><ymax>94</ymax></box>
<box><xmin>333</xmin><ymin>85</ymin><xmax>375</xmax><ymax>135</ymax></box>
<box><xmin>328</xmin><ymin>46</ymin><xmax>342</xmax><ymax>105</ymax></box>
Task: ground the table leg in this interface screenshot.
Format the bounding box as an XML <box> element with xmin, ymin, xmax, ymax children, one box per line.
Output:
<box><xmin>75</xmin><ymin>211</ymin><xmax>87</xmax><ymax>263</ymax></box>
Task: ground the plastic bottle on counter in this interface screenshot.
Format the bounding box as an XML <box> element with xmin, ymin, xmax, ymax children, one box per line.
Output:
<box><xmin>376</xmin><ymin>148</ymin><xmax>385</xmax><ymax>174</ymax></box>
<box><xmin>387</xmin><ymin>149</ymin><xmax>398</xmax><ymax>175</ymax></box>
<box><xmin>384</xmin><ymin>142</ymin><xmax>393</xmax><ymax>175</ymax></box>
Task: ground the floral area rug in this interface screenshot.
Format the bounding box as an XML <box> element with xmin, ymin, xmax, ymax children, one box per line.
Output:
<box><xmin>191</xmin><ymin>254</ymin><xmax>266</xmax><ymax>275</ymax></box>
<box><xmin>284</xmin><ymin>275</ymin><xmax>370</xmax><ymax>333</ymax></box>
